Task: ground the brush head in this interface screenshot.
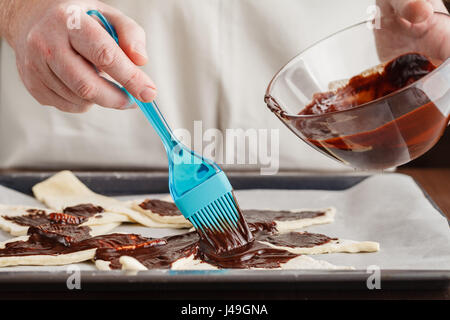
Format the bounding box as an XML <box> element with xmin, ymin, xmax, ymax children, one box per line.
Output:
<box><xmin>188</xmin><ymin>192</ymin><xmax>254</xmax><ymax>254</ymax></box>
<box><xmin>174</xmin><ymin>172</ymin><xmax>254</xmax><ymax>254</ymax></box>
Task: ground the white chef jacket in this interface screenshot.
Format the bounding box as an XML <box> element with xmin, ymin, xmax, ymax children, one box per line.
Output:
<box><xmin>0</xmin><ymin>0</ymin><xmax>374</xmax><ymax>171</ymax></box>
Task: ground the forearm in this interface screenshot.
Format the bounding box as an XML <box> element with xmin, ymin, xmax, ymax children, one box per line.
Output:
<box><xmin>0</xmin><ymin>0</ymin><xmax>18</xmax><ymax>43</ymax></box>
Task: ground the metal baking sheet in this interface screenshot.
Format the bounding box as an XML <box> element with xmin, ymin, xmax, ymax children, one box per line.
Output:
<box><xmin>0</xmin><ymin>171</ymin><xmax>448</xmax><ymax>292</ymax></box>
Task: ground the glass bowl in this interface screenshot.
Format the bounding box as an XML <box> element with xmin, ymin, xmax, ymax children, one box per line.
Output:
<box><xmin>265</xmin><ymin>12</ymin><xmax>450</xmax><ymax>170</ymax></box>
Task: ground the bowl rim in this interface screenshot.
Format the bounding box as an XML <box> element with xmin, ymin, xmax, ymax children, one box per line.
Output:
<box><xmin>265</xmin><ymin>11</ymin><xmax>450</xmax><ymax>120</ymax></box>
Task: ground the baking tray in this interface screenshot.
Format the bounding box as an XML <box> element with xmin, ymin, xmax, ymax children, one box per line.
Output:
<box><xmin>0</xmin><ymin>171</ymin><xmax>448</xmax><ymax>292</ymax></box>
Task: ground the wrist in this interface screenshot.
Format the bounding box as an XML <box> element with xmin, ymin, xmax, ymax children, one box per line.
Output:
<box><xmin>1</xmin><ymin>0</ymin><xmax>100</xmax><ymax>49</ymax></box>
<box><xmin>0</xmin><ymin>0</ymin><xmax>30</xmax><ymax>49</ymax></box>
<box><xmin>0</xmin><ymin>0</ymin><xmax>15</xmax><ymax>43</ymax></box>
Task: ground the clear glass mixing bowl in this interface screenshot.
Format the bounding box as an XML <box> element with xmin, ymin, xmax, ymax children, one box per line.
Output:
<box><xmin>265</xmin><ymin>12</ymin><xmax>450</xmax><ymax>170</ymax></box>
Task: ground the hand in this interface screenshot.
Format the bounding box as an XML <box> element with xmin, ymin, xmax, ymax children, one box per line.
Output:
<box><xmin>376</xmin><ymin>0</ymin><xmax>450</xmax><ymax>61</ymax></box>
<box><xmin>2</xmin><ymin>0</ymin><xmax>156</xmax><ymax>113</ymax></box>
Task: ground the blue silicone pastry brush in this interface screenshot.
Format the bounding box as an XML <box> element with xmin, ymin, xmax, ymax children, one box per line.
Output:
<box><xmin>87</xmin><ymin>10</ymin><xmax>254</xmax><ymax>252</ymax></box>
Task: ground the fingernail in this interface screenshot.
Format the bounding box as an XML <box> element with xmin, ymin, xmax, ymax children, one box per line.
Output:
<box><xmin>133</xmin><ymin>43</ymin><xmax>148</xmax><ymax>59</ymax></box>
<box><xmin>139</xmin><ymin>87</ymin><xmax>157</xmax><ymax>102</ymax></box>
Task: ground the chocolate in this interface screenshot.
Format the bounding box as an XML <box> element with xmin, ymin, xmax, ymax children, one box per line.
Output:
<box><xmin>296</xmin><ymin>53</ymin><xmax>447</xmax><ymax>169</ymax></box>
<box><xmin>198</xmin><ymin>240</ymin><xmax>299</xmax><ymax>269</ymax></box>
<box><xmin>0</xmin><ymin>204</ymin><xmax>337</xmax><ymax>269</ymax></box>
<box><xmin>257</xmin><ymin>231</ymin><xmax>336</xmax><ymax>248</ymax></box>
<box><xmin>138</xmin><ymin>199</ymin><xmax>181</xmax><ymax>216</ymax></box>
<box><xmin>84</xmin><ymin>234</ymin><xmax>164</xmax><ymax>252</ymax></box>
<box><xmin>243</xmin><ymin>209</ymin><xmax>325</xmax><ymax>232</ymax></box>
<box><xmin>136</xmin><ymin>198</ymin><xmax>325</xmax><ymax>234</ymax></box>
<box><xmin>299</xmin><ymin>53</ymin><xmax>437</xmax><ymax>116</ymax></box>
<box><xmin>100</xmin><ymin>207</ymin><xmax>323</xmax><ymax>269</ymax></box>
<box><xmin>95</xmin><ymin>229</ymin><xmax>335</xmax><ymax>269</ymax></box>
<box><xmin>0</xmin><ymin>233</ymin><xmax>159</xmax><ymax>258</ymax></box>
<box><xmin>27</xmin><ymin>224</ymin><xmax>93</xmax><ymax>246</ymax></box>
<box><xmin>52</xmin><ymin>204</ymin><xmax>104</xmax><ymax>224</ymax></box>
<box><xmin>195</xmin><ymin>194</ymin><xmax>255</xmax><ymax>256</ymax></box>
<box><xmin>0</xmin><ymin>233</ymin><xmax>80</xmax><ymax>257</ymax></box>
<box><xmin>138</xmin><ymin>195</ymin><xmax>256</xmax><ymax>256</ymax></box>
<box><xmin>95</xmin><ymin>232</ymin><xmax>197</xmax><ymax>269</ymax></box>
<box><xmin>3</xmin><ymin>210</ymin><xmax>51</xmax><ymax>227</ymax></box>
<box><xmin>2</xmin><ymin>204</ymin><xmax>104</xmax><ymax>228</ymax></box>
<box><xmin>95</xmin><ymin>231</ymin><xmax>301</xmax><ymax>270</ymax></box>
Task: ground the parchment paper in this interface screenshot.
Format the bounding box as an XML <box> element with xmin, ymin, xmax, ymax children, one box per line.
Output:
<box><xmin>0</xmin><ymin>173</ymin><xmax>449</xmax><ymax>271</ymax></box>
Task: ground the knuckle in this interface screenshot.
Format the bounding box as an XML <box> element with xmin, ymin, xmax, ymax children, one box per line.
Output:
<box><xmin>53</xmin><ymin>4</ymin><xmax>71</xmax><ymax>22</ymax></box>
<box><xmin>75</xmin><ymin>81</ymin><xmax>98</xmax><ymax>100</ymax></box>
<box><xmin>93</xmin><ymin>44</ymin><xmax>117</xmax><ymax>68</ymax></box>
<box><xmin>26</xmin><ymin>29</ymin><xmax>49</xmax><ymax>55</ymax></box>
<box><xmin>26</xmin><ymin>29</ymin><xmax>42</xmax><ymax>49</ymax></box>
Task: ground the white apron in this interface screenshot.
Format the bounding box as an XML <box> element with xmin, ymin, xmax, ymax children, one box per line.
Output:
<box><xmin>0</xmin><ymin>0</ymin><xmax>373</xmax><ymax>171</ymax></box>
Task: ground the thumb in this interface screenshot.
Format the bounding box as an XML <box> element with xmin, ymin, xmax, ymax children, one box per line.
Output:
<box><xmin>101</xmin><ymin>7</ymin><xmax>149</xmax><ymax>66</ymax></box>
<box><xmin>391</xmin><ymin>0</ymin><xmax>434</xmax><ymax>24</ymax></box>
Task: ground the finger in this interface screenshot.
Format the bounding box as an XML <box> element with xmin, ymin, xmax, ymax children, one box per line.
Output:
<box><xmin>47</xmin><ymin>46</ymin><xmax>134</xmax><ymax>109</ymax></box>
<box><xmin>101</xmin><ymin>6</ymin><xmax>148</xmax><ymax>66</ymax></box>
<box><xmin>34</xmin><ymin>59</ymin><xmax>89</xmax><ymax>107</ymax></box>
<box><xmin>69</xmin><ymin>14</ymin><xmax>157</xmax><ymax>102</ymax></box>
<box><xmin>22</xmin><ymin>72</ymin><xmax>90</xmax><ymax>113</ymax></box>
<box><xmin>391</xmin><ymin>0</ymin><xmax>434</xmax><ymax>23</ymax></box>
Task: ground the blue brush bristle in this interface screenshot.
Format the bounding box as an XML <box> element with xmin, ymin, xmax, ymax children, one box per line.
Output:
<box><xmin>187</xmin><ymin>191</ymin><xmax>254</xmax><ymax>253</ymax></box>
<box><xmin>188</xmin><ymin>192</ymin><xmax>239</xmax><ymax>233</ymax></box>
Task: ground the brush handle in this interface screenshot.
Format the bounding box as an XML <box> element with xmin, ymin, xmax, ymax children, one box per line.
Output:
<box><xmin>87</xmin><ymin>10</ymin><xmax>222</xmax><ymax>199</ymax></box>
<box><xmin>87</xmin><ymin>10</ymin><xmax>178</xmax><ymax>152</ymax></box>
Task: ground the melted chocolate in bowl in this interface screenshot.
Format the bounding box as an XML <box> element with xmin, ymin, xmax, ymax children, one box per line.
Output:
<box><xmin>299</xmin><ymin>53</ymin><xmax>437</xmax><ymax>115</ymax></box>
<box><xmin>294</xmin><ymin>53</ymin><xmax>449</xmax><ymax>169</ymax></box>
